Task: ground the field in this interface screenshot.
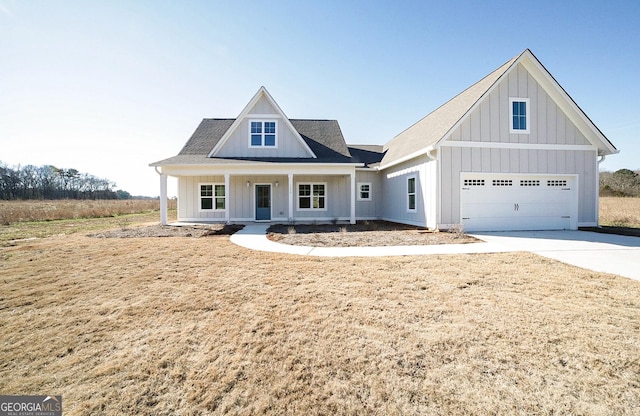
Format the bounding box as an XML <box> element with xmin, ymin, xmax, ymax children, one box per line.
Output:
<box><xmin>0</xmin><ymin>199</ymin><xmax>639</xmax><ymax>415</ymax></box>
<box><xmin>599</xmin><ymin>196</ymin><xmax>640</xmax><ymax>227</ymax></box>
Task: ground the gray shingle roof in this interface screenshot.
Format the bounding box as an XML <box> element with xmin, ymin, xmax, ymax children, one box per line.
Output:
<box><xmin>380</xmin><ymin>54</ymin><xmax>519</xmax><ymax>167</ymax></box>
<box><xmin>151</xmin><ymin>118</ymin><xmax>365</xmax><ymax>166</ymax></box>
<box><xmin>348</xmin><ymin>145</ymin><xmax>385</xmax><ymax>166</ymax></box>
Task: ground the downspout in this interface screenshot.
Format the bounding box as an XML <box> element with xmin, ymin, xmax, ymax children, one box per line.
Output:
<box><xmin>425</xmin><ymin>146</ymin><xmax>438</xmax><ymax>230</ymax></box>
<box><xmin>596</xmin><ymin>154</ymin><xmax>606</xmax><ymax>227</ymax></box>
<box><xmin>597</xmin><ymin>155</ymin><xmax>606</xmax><ymax>165</ymax></box>
<box><xmin>426</xmin><ymin>146</ymin><xmax>437</xmax><ymax>161</ymax></box>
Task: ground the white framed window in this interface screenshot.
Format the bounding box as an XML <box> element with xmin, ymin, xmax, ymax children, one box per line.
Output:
<box><xmin>509</xmin><ymin>98</ymin><xmax>530</xmax><ymax>134</ymax></box>
<box><xmin>407</xmin><ymin>176</ymin><xmax>416</xmax><ymax>212</ymax></box>
<box><xmin>357</xmin><ymin>182</ymin><xmax>372</xmax><ymax>201</ymax></box>
<box><xmin>199</xmin><ymin>183</ymin><xmax>225</xmax><ymax>211</ymax></box>
<box><xmin>249</xmin><ymin>120</ymin><xmax>277</xmax><ymax>147</ymax></box>
<box><xmin>297</xmin><ymin>183</ymin><xmax>326</xmax><ymax>210</ymax></box>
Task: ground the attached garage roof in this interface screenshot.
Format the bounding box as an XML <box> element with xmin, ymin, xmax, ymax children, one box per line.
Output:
<box><xmin>380</xmin><ymin>49</ymin><xmax>618</xmax><ymax>169</ymax></box>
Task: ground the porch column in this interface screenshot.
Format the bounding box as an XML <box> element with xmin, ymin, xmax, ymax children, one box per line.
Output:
<box><xmin>159</xmin><ymin>173</ymin><xmax>168</xmax><ymax>225</ymax></box>
<box><xmin>224</xmin><ymin>173</ymin><xmax>230</xmax><ymax>224</ymax></box>
<box><xmin>350</xmin><ymin>171</ymin><xmax>356</xmax><ymax>224</ymax></box>
<box><xmin>288</xmin><ymin>173</ymin><xmax>294</xmax><ymax>223</ymax></box>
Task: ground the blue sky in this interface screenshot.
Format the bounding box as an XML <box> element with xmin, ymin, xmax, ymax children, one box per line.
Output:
<box><xmin>1</xmin><ymin>0</ymin><xmax>638</xmax><ymax>196</ymax></box>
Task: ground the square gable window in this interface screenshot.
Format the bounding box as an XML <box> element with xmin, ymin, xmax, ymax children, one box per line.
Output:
<box><xmin>250</xmin><ymin>120</ymin><xmax>277</xmax><ymax>147</ymax></box>
<box><xmin>509</xmin><ymin>98</ymin><xmax>530</xmax><ymax>134</ymax></box>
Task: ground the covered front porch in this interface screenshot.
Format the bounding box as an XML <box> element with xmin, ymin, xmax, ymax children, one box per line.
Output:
<box><xmin>156</xmin><ymin>164</ymin><xmax>359</xmax><ymax>226</ymax></box>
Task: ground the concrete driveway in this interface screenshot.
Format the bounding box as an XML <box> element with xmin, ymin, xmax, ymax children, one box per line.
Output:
<box><xmin>231</xmin><ymin>225</ymin><xmax>640</xmax><ymax>281</ymax></box>
<box><xmin>471</xmin><ymin>231</ymin><xmax>640</xmax><ymax>281</ymax></box>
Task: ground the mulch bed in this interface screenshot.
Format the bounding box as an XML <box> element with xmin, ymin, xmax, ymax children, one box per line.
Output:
<box><xmin>88</xmin><ymin>224</ymin><xmax>244</xmax><ymax>238</ymax></box>
<box><xmin>267</xmin><ymin>221</ymin><xmax>478</xmax><ymax>247</ymax></box>
<box><xmin>580</xmin><ymin>226</ymin><xmax>640</xmax><ymax>237</ymax></box>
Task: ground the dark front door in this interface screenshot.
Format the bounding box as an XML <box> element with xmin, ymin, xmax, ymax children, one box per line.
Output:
<box><xmin>255</xmin><ymin>184</ymin><xmax>271</xmax><ymax>221</ymax></box>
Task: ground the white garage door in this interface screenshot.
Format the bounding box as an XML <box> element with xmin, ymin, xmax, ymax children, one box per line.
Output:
<box><xmin>460</xmin><ymin>173</ymin><xmax>578</xmax><ymax>232</ymax></box>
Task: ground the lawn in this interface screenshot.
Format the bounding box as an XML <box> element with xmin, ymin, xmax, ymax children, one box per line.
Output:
<box><xmin>1</xmin><ymin>229</ymin><xmax>639</xmax><ymax>415</ymax></box>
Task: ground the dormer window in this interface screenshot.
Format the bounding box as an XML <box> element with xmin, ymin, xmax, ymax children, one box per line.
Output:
<box><xmin>250</xmin><ymin>120</ymin><xmax>277</xmax><ymax>147</ymax></box>
<box><xmin>509</xmin><ymin>98</ymin><xmax>530</xmax><ymax>134</ymax></box>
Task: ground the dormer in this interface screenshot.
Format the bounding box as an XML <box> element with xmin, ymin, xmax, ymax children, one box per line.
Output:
<box><xmin>208</xmin><ymin>87</ymin><xmax>316</xmax><ymax>159</ymax></box>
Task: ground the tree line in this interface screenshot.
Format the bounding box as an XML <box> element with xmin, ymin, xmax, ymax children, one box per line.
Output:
<box><xmin>0</xmin><ymin>161</ymin><xmax>123</xmax><ymax>200</ymax></box>
<box><xmin>600</xmin><ymin>169</ymin><xmax>640</xmax><ymax>197</ymax></box>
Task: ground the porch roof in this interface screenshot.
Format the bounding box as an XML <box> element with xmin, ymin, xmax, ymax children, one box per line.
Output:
<box><xmin>151</xmin><ymin>118</ymin><xmax>376</xmax><ymax>167</ymax></box>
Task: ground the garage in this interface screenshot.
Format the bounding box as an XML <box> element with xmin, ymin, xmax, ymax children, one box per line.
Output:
<box><xmin>460</xmin><ymin>173</ymin><xmax>578</xmax><ymax>232</ymax></box>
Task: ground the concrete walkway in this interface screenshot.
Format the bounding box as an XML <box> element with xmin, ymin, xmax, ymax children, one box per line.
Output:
<box><xmin>230</xmin><ymin>224</ymin><xmax>514</xmax><ymax>257</ymax></box>
<box><xmin>230</xmin><ymin>224</ymin><xmax>640</xmax><ymax>281</ymax></box>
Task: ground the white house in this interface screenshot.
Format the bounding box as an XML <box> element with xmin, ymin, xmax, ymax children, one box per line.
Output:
<box><xmin>150</xmin><ymin>49</ymin><xmax>617</xmax><ymax>232</ymax></box>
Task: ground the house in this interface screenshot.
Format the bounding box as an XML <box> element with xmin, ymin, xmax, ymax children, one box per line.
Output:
<box><xmin>150</xmin><ymin>49</ymin><xmax>617</xmax><ymax>232</ymax></box>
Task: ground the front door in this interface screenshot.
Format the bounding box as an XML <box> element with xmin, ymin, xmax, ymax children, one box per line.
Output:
<box><xmin>255</xmin><ymin>184</ymin><xmax>271</xmax><ymax>221</ymax></box>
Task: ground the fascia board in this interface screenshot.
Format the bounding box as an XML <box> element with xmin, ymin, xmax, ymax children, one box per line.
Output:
<box><xmin>519</xmin><ymin>54</ymin><xmax>618</xmax><ymax>155</ymax></box>
<box><xmin>159</xmin><ymin>163</ymin><xmax>362</xmax><ymax>176</ymax></box>
<box><xmin>431</xmin><ymin>52</ymin><xmax>525</xmax><ymax>151</ymax></box>
<box><xmin>207</xmin><ymin>87</ymin><xmax>317</xmax><ymax>158</ymax></box>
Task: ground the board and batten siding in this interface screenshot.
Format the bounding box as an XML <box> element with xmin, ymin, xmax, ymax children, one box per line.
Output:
<box><xmin>448</xmin><ymin>63</ymin><xmax>590</xmax><ymax>146</ymax></box>
<box><xmin>293</xmin><ymin>175</ymin><xmax>351</xmax><ymax>221</ymax></box>
<box><xmin>355</xmin><ymin>170</ymin><xmax>382</xmax><ymax>219</ymax></box>
<box><xmin>439</xmin><ymin>147</ymin><xmax>597</xmax><ymax>225</ymax></box>
<box><xmin>381</xmin><ymin>156</ymin><xmax>437</xmax><ymax>228</ymax></box>
<box><xmin>438</xmin><ymin>62</ymin><xmax>599</xmax><ymax>226</ymax></box>
<box><xmin>228</xmin><ymin>175</ymin><xmax>290</xmax><ymax>221</ymax></box>
<box><xmin>215</xmin><ymin>95</ymin><xmax>311</xmax><ymax>158</ymax></box>
<box><xmin>177</xmin><ymin>176</ymin><xmax>226</xmax><ymax>221</ymax></box>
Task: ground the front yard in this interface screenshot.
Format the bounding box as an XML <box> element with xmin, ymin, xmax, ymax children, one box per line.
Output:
<box><xmin>1</xmin><ymin>229</ymin><xmax>638</xmax><ymax>415</ymax></box>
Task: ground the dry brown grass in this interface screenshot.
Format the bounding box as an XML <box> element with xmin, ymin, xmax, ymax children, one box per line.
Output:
<box><xmin>0</xmin><ymin>199</ymin><xmax>177</xmax><ymax>225</ymax></box>
<box><xmin>268</xmin><ymin>221</ymin><xmax>478</xmax><ymax>247</ymax></box>
<box><xmin>1</xmin><ymin>232</ymin><xmax>639</xmax><ymax>415</ymax></box>
<box><xmin>600</xmin><ymin>196</ymin><xmax>640</xmax><ymax>228</ymax></box>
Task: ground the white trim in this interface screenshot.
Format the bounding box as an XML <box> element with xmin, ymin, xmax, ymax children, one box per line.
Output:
<box><xmin>357</xmin><ymin>182</ymin><xmax>372</xmax><ymax>201</ymax></box>
<box><xmin>159</xmin><ymin>163</ymin><xmax>362</xmax><ymax>177</ymax></box>
<box><xmin>224</xmin><ymin>173</ymin><xmax>230</xmax><ymax>223</ymax></box>
<box><xmin>520</xmin><ymin>52</ymin><xmax>618</xmax><ymax>156</ymax></box>
<box><xmin>381</xmin><ymin>217</ymin><xmax>426</xmax><ymax>228</ymax></box>
<box><xmin>244</xmin><ymin>113</ymin><xmax>280</xmax><ymax>118</ymax></box>
<box><xmin>459</xmin><ymin>172</ymin><xmax>579</xmax><ymax>231</ymax></box>
<box><xmin>379</xmin><ymin>146</ymin><xmax>434</xmax><ymax>170</ymax></box>
<box><xmin>407</xmin><ymin>175</ymin><xmax>417</xmax><ymax>213</ymax></box>
<box><xmin>578</xmin><ymin>222</ymin><xmax>598</xmax><ymax>227</ymax></box>
<box><xmin>296</xmin><ymin>182</ymin><xmax>328</xmax><ymax>211</ymax></box>
<box><xmin>248</xmin><ymin>119</ymin><xmax>278</xmax><ymax>148</ymax></box>
<box><xmin>509</xmin><ymin>97</ymin><xmax>530</xmax><ymax>134</ymax></box>
<box><xmin>159</xmin><ymin>172</ymin><xmax>167</xmax><ymax>225</ymax></box>
<box><xmin>253</xmin><ymin>183</ymin><xmax>272</xmax><ymax>221</ymax></box>
<box><xmin>197</xmin><ymin>182</ymin><xmax>226</xmax><ymax>212</ymax></box>
<box><xmin>208</xmin><ymin>87</ymin><xmax>317</xmax><ymax>158</ymax></box>
<box><xmin>440</xmin><ymin>141</ymin><xmax>597</xmax><ymax>151</ymax></box>
<box><xmin>178</xmin><ymin>218</ymin><xmax>226</xmax><ymax>223</ymax></box>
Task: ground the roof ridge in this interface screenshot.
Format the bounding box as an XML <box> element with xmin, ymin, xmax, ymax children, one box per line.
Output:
<box><xmin>387</xmin><ymin>52</ymin><xmax>522</xmax><ymax>145</ymax></box>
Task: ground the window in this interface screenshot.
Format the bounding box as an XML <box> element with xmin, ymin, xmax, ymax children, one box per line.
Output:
<box><xmin>520</xmin><ymin>180</ymin><xmax>540</xmax><ymax>187</ymax></box>
<box><xmin>547</xmin><ymin>180</ymin><xmax>567</xmax><ymax>187</ymax></box>
<box><xmin>492</xmin><ymin>179</ymin><xmax>513</xmax><ymax>186</ymax></box>
<box><xmin>407</xmin><ymin>176</ymin><xmax>416</xmax><ymax>212</ymax></box>
<box><xmin>297</xmin><ymin>183</ymin><xmax>326</xmax><ymax>210</ymax></box>
<box><xmin>463</xmin><ymin>179</ymin><xmax>485</xmax><ymax>186</ymax></box>
<box><xmin>199</xmin><ymin>183</ymin><xmax>225</xmax><ymax>211</ymax></box>
<box><xmin>249</xmin><ymin>120</ymin><xmax>277</xmax><ymax>147</ymax></box>
<box><xmin>357</xmin><ymin>182</ymin><xmax>372</xmax><ymax>201</ymax></box>
<box><xmin>509</xmin><ymin>98</ymin><xmax>530</xmax><ymax>134</ymax></box>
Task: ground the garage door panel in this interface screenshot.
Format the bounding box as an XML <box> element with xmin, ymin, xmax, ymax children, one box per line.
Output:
<box><xmin>460</xmin><ymin>174</ymin><xmax>577</xmax><ymax>232</ymax></box>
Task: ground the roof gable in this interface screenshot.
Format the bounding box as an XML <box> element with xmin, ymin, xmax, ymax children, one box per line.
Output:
<box><xmin>152</xmin><ymin>118</ymin><xmax>355</xmax><ymax>166</ymax></box>
<box><xmin>380</xmin><ymin>49</ymin><xmax>617</xmax><ymax>169</ymax></box>
<box><xmin>208</xmin><ymin>86</ymin><xmax>317</xmax><ymax>158</ymax></box>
